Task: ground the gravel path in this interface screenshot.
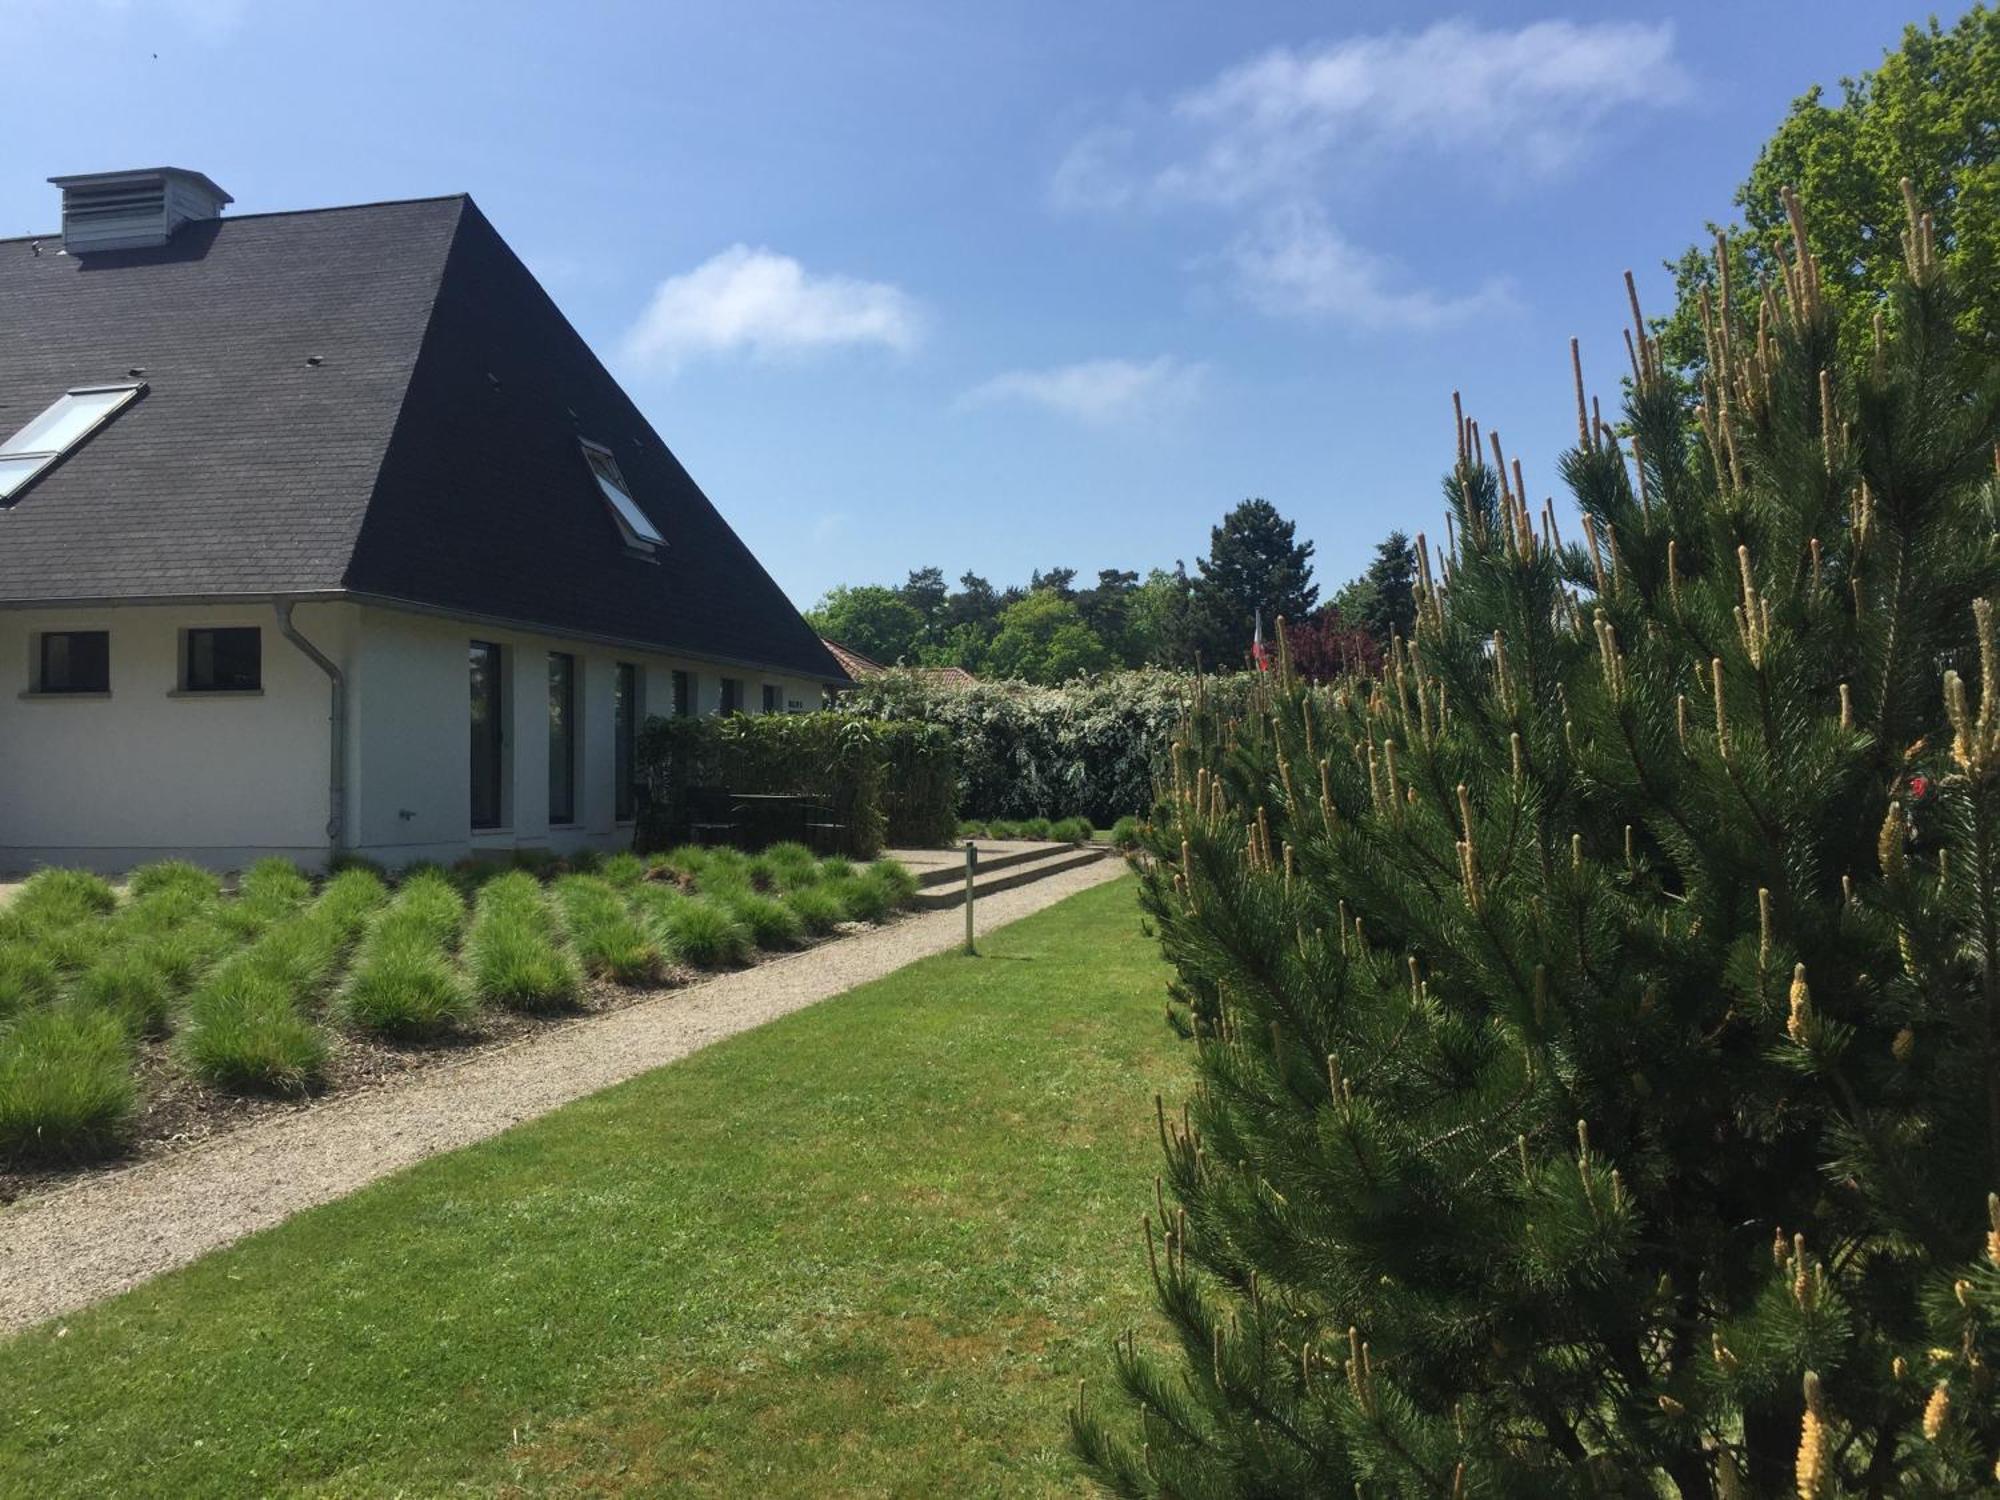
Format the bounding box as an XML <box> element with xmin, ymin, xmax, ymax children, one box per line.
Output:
<box><xmin>0</xmin><ymin>857</ymin><xmax>1128</xmax><ymax>1336</ymax></box>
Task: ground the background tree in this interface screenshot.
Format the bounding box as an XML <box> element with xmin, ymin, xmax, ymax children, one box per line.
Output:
<box><xmin>1128</xmin><ymin>564</ymin><xmax>1202</xmax><ymax>670</ymax></box>
<box><xmin>1078</xmin><ymin>568</ymin><xmax>1144</xmax><ymax>665</ymax></box>
<box><xmin>1661</xmin><ymin>7</ymin><xmax>2000</xmax><ymax>379</ymax></box>
<box><xmin>1193</xmin><ymin>498</ymin><xmax>1318</xmax><ymax>667</ymax></box>
<box><xmin>1076</xmin><ymin>194</ymin><xmax>2000</xmax><ymax>1494</ymax></box>
<box><xmin>1355</xmin><ymin>529</ymin><xmax>1417</xmax><ymax>648</ymax></box>
<box><xmin>981</xmin><ymin>588</ymin><xmax>1112</xmax><ymax>683</ymax></box>
<box><xmin>1281</xmin><ymin>603</ymin><xmax>1380</xmax><ymax>681</ymax></box>
<box><xmin>803</xmin><ymin>583</ymin><xmax>926</xmax><ymax>664</ymax></box>
<box><xmin>897</xmin><ymin>566</ymin><xmax>951</xmax><ymax>654</ymax></box>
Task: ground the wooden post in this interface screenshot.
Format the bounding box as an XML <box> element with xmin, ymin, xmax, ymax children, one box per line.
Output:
<box><xmin>964</xmin><ymin>838</ymin><xmax>978</xmax><ymax>955</ymax></box>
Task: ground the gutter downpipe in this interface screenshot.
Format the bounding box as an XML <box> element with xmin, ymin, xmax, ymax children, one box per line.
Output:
<box><xmin>275</xmin><ymin>599</ymin><xmax>347</xmax><ymax>859</ymax></box>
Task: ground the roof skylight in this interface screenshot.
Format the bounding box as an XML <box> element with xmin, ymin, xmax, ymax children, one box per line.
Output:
<box><xmin>580</xmin><ymin>439</ymin><xmax>663</xmax><ymax>553</ymax></box>
<box><xmin>0</xmin><ymin>382</ymin><xmax>144</xmax><ymax>502</ymax></box>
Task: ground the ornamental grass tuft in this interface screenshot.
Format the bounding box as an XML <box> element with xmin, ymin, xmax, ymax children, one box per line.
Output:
<box><xmin>826</xmin><ymin>873</ymin><xmax>891</xmax><ymax>925</ymax></box>
<box><xmin>72</xmin><ymin>950</ymin><xmax>177</xmax><ymax>1038</ymax></box>
<box><xmin>0</xmin><ymin>1004</ymin><xmax>136</xmax><ymax>1165</ymax></box>
<box><xmin>784</xmin><ymin>884</ymin><xmax>848</xmax><ymax>937</ymax></box>
<box><xmin>126</xmin><ymin>860</ymin><xmax>222</xmax><ymax>902</ymax></box>
<box><xmin>555</xmin><ymin>876</ymin><xmax>661</xmax><ymax>983</ymax></box>
<box><xmin>723</xmin><ymin>891</ymin><xmax>806</xmax><ymax>951</ymax></box>
<box><xmin>339</xmin><ymin>928</ymin><xmax>476</xmax><ymax>1039</ymax></box>
<box><xmin>862</xmin><ymin>859</ymin><xmax>918</xmax><ymax>908</ymax></box>
<box><xmin>654</xmin><ymin>896</ymin><xmax>751</xmax><ymax>969</ymax></box>
<box><xmin>0</xmin><ymin>944</ymin><xmax>61</xmax><ymax>1020</ymax></box>
<box><xmin>181</xmin><ymin>967</ymin><xmax>328</xmax><ymax>1095</ymax></box>
<box><xmin>10</xmin><ymin>868</ymin><xmax>118</xmax><ymax>926</ymax></box>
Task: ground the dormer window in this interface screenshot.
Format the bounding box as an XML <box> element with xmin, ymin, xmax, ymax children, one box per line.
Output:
<box><xmin>579</xmin><ymin>439</ymin><xmax>663</xmax><ymax>555</ymax></box>
<box><xmin>0</xmin><ymin>382</ymin><xmax>145</xmax><ymax>503</ymax></box>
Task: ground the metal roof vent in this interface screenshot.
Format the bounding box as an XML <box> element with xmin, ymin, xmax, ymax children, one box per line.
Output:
<box><xmin>47</xmin><ymin>167</ymin><xmax>232</xmax><ymax>255</ymax></box>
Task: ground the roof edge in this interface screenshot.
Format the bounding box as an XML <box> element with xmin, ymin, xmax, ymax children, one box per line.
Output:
<box><xmin>0</xmin><ymin>588</ymin><xmax>851</xmax><ymax>683</ymax></box>
<box><xmin>0</xmin><ymin>191</ymin><xmax>472</xmax><ymax>248</ymax></box>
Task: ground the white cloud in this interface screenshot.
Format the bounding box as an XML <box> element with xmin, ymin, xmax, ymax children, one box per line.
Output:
<box><xmin>623</xmin><ymin>245</ymin><xmax>922</xmax><ymax>372</ymax></box>
<box><xmin>1049</xmin><ymin>19</ymin><xmax>1687</xmax><ymax>329</ymax></box>
<box><xmin>1227</xmin><ymin>207</ymin><xmax>1512</xmax><ymax>330</ymax></box>
<box><xmin>959</xmin><ymin>356</ymin><xmax>1205</xmax><ymax>425</ymax></box>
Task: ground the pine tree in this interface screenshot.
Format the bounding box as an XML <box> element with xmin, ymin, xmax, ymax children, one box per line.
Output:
<box><xmin>1074</xmin><ymin>188</ymin><xmax>2000</xmax><ymax>1496</ymax></box>
<box><xmin>1357</xmin><ymin>530</ymin><xmax>1418</xmax><ymax>648</ymax></box>
<box><xmin>1195</xmin><ymin>499</ymin><xmax>1319</xmax><ymax>667</ymax></box>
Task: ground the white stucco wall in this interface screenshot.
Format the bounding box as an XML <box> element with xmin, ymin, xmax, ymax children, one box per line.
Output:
<box><xmin>0</xmin><ymin>598</ymin><xmax>830</xmax><ymax>874</ymax></box>
<box><xmin>0</xmin><ymin>601</ymin><xmax>347</xmax><ymax>872</ymax></box>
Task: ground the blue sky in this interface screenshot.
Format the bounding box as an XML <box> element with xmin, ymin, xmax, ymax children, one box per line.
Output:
<box><xmin>2</xmin><ymin>0</ymin><xmax>1944</xmax><ymax>609</ymax></box>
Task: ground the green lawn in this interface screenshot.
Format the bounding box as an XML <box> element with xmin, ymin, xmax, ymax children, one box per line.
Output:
<box><xmin>0</xmin><ymin>875</ymin><xmax>1174</xmax><ymax>1497</ymax></box>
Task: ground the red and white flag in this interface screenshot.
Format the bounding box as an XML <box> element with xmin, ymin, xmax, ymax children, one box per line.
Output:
<box><xmin>1251</xmin><ymin>609</ymin><xmax>1271</xmax><ymax>672</ymax></box>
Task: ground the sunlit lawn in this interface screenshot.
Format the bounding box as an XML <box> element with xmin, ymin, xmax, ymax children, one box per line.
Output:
<box><xmin>0</xmin><ymin>875</ymin><xmax>1176</xmax><ymax>1497</ymax></box>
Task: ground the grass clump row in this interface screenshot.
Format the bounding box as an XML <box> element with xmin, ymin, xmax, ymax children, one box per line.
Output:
<box><xmin>0</xmin><ymin>1005</ymin><xmax>135</xmax><ymax>1165</ymax></box>
<box><xmin>0</xmin><ymin>848</ymin><xmax>916</xmax><ymax>1164</ymax></box>
<box><xmin>466</xmin><ymin>873</ymin><xmax>579</xmax><ymax>1013</ymax></box>
<box><xmin>180</xmin><ymin>872</ymin><xmax>385</xmax><ymax>1095</ymax></box>
<box><xmin>338</xmin><ymin>872</ymin><xmax>473</xmax><ymax>1039</ymax></box>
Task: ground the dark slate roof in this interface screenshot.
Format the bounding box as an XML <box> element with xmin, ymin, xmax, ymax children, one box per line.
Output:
<box><xmin>0</xmin><ymin>195</ymin><xmax>845</xmax><ymax>684</ymax></box>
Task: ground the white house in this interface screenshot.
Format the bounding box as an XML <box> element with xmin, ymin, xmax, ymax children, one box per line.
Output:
<box><xmin>0</xmin><ymin>168</ymin><xmax>847</xmax><ymax>872</ymax></box>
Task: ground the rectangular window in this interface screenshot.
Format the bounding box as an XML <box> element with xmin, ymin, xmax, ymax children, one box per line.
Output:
<box><xmin>548</xmin><ymin>652</ymin><xmax>577</xmax><ymax>826</ymax></box>
<box><xmin>183</xmin><ymin>627</ymin><xmax>260</xmax><ymax>692</ymax></box>
<box><xmin>579</xmin><ymin>439</ymin><xmax>664</xmax><ymax>553</ymax></box>
<box><xmin>719</xmin><ymin>677</ymin><xmax>741</xmax><ymax>715</ymax></box>
<box><xmin>614</xmin><ymin>662</ymin><xmax>639</xmax><ymax>822</ymax></box>
<box><xmin>470</xmin><ymin>641</ymin><xmax>504</xmax><ymax>830</ymax></box>
<box><xmin>761</xmin><ymin>683</ymin><xmax>779</xmax><ymax>713</ymax></box>
<box><xmin>37</xmin><ymin>630</ymin><xmax>109</xmax><ymax>694</ymax></box>
<box><xmin>672</xmin><ymin>669</ymin><xmax>692</xmax><ymax>717</ymax></box>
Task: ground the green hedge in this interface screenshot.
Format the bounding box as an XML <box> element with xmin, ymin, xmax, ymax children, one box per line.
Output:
<box><xmin>635</xmin><ymin>714</ymin><xmax>909</xmax><ymax>858</ymax></box>
<box><xmin>839</xmin><ymin>669</ymin><xmax>1249</xmax><ymax>826</ymax></box>
<box><xmin>878</xmin><ymin>722</ymin><xmax>958</xmax><ymax>847</ymax></box>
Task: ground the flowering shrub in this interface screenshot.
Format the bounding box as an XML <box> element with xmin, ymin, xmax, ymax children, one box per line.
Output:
<box><xmin>841</xmin><ymin>670</ymin><xmax>1249</xmax><ymax>825</ymax></box>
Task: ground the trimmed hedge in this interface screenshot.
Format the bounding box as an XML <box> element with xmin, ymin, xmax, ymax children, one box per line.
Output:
<box><xmin>878</xmin><ymin>721</ymin><xmax>958</xmax><ymax>847</ymax></box>
<box><xmin>635</xmin><ymin>713</ymin><xmax>899</xmax><ymax>858</ymax></box>
<box><xmin>839</xmin><ymin>669</ymin><xmax>1233</xmax><ymax>826</ymax></box>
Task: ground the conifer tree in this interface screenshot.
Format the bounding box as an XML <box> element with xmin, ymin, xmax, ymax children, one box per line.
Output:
<box><xmin>1074</xmin><ymin>187</ymin><xmax>2000</xmax><ymax>1496</ymax></box>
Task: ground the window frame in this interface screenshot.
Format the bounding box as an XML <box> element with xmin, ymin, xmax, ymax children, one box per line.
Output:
<box><xmin>547</xmin><ymin>651</ymin><xmax>578</xmax><ymax>828</ymax></box>
<box><xmin>31</xmin><ymin>629</ymin><xmax>111</xmax><ymax>696</ymax></box>
<box><xmin>0</xmin><ymin>381</ymin><xmax>145</xmax><ymax>505</ymax></box>
<box><xmin>614</xmin><ymin>662</ymin><xmax>640</xmax><ymax>823</ymax></box>
<box><xmin>179</xmin><ymin>626</ymin><xmax>262</xmax><ymax>695</ymax></box>
<box><xmin>672</xmin><ymin>669</ymin><xmax>692</xmax><ymax>718</ymax></box>
<box><xmin>470</xmin><ymin>640</ymin><xmax>507</xmax><ymax>831</ymax></box>
<box><xmin>761</xmin><ymin>683</ymin><xmax>779</xmax><ymax>714</ymax></box>
<box><xmin>719</xmin><ymin>677</ymin><xmax>742</xmax><ymax>715</ymax></box>
<box><xmin>578</xmin><ymin>439</ymin><xmax>664</xmax><ymax>555</ymax></box>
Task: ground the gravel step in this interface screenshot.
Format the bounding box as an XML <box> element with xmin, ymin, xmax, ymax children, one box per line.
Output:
<box><xmin>909</xmin><ymin>842</ymin><xmax>1086</xmax><ymax>889</ymax></box>
<box><xmin>910</xmin><ymin>845</ymin><xmax>1114</xmax><ymax>910</ymax></box>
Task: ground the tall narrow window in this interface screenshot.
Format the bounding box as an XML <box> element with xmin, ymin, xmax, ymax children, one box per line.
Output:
<box><xmin>761</xmin><ymin>683</ymin><xmax>779</xmax><ymax>713</ymax></box>
<box><xmin>548</xmin><ymin>652</ymin><xmax>577</xmax><ymax>826</ymax></box>
<box><xmin>719</xmin><ymin>677</ymin><xmax>742</xmax><ymax>715</ymax></box>
<box><xmin>672</xmin><ymin>669</ymin><xmax>691</xmax><ymax>717</ymax></box>
<box><xmin>183</xmin><ymin>627</ymin><xmax>260</xmax><ymax>692</ymax></box>
<box><xmin>470</xmin><ymin>641</ymin><xmax>504</xmax><ymax>830</ymax></box>
<box><xmin>37</xmin><ymin>631</ymin><xmax>109</xmax><ymax>694</ymax></box>
<box><xmin>614</xmin><ymin>662</ymin><xmax>639</xmax><ymax>823</ymax></box>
